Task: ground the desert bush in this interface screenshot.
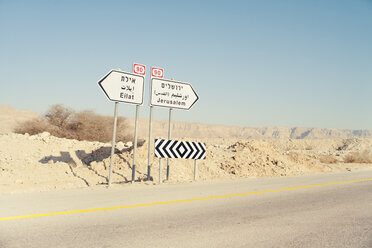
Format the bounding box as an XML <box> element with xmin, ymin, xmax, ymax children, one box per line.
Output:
<box><xmin>69</xmin><ymin>110</ymin><xmax>130</xmax><ymax>142</ymax></box>
<box><xmin>319</xmin><ymin>155</ymin><xmax>338</xmax><ymax>164</ymax></box>
<box><xmin>14</xmin><ymin>117</ymin><xmax>52</xmax><ymax>135</ymax></box>
<box><xmin>15</xmin><ymin>105</ymin><xmax>131</xmax><ymax>142</ymax></box>
<box><xmin>344</xmin><ymin>150</ymin><xmax>372</xmax><ymax>163</ymax></box>
<box><xmin>45</xmin><ymin>104</ymin><xmax>74</xmax><ymax>128</ymax></box>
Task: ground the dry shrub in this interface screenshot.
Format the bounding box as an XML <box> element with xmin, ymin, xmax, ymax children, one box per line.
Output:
<box><xmin>70</xmin><ymin>110</ymin><xmax>130</xmax><ymax>142</ymax></box>
<box><xmin>15</xmin><ymin>104</ymin><xmax>131</xmax><ymax>142</ymax></box>
<box><xmin>319</xmin><ymin>155</ymin><xmax>338</xmax><ymax>164</ymax></box>
<box><xmin>344</xmin><ymin>150</ymin><xmax>372</xmax><ymax>163</ymax></box>
<box><xmin>14</xmin><ymin>117</ymin><xmax>52</xmax><ymax>135</ymax></box>
<box><xmin>45</xmin><ymin>104</ymin><xmax>74</xmax><ymax>128</ymax></box>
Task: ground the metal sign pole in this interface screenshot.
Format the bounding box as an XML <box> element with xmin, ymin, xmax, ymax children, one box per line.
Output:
<box><xmin>132</xmin><ymin>104</ymin><xmax>140</xmax><ymax>182</ymax></box>
<box><xmin>108</xmin><ymin>102</ymin><xmax>119</xmax><ymax>186</ymax></box>
<box><xmin>159</xmin><ymin>158</ymin><xmax>163</xmax><ymax>184</ymax></box>
<box><xmin>147</xmin><ymin>106</ymin><xmax>153</xmax><ymax>180</ymax></box>
<box><xmin>166</xmin><ymin>108</ymin><xmax>172</xmax><ymax>180</ymax></box>
<box><xmin>194</xmin><ymin>160</ymin><xmax>198</xmax><ymax>181</ymax></box>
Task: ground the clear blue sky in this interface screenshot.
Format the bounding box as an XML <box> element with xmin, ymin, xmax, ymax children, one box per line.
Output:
<box><xmin>1</xmin><ymin>0</ymin><xmax>371</xmax><ymax>130</ymax></box>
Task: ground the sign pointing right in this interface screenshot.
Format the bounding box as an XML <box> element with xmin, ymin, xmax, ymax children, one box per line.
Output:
<box><xmin>150</xmin><ymin>78</ymin><xmax>199</xmax><ymax>110</ymax></box>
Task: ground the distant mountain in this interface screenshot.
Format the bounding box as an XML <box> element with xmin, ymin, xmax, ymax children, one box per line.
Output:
<box><xmin>1</xmin><ymin>105</ymin><xmax>371</xmax><ymax>139</ymax></box>
<box><xmin>128</xmin><ymin>119</ymin><xmax>372</xmax><ymax>139</ymax></box>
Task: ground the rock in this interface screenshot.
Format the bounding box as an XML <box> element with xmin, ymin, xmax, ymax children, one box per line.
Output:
<box><xmin>116</xmin><ymin>141</ymin><xmax>125</xmax><ymax>150</ymax></box>
<box><xmin>40</xmin><ymin>132</ymin><xmax>50</xmax><ymax>138</ymax></box>
<box><xmin>126</xmin><ymin>141</ymin><xmax>133</xmax><ymax>147</ymax></box>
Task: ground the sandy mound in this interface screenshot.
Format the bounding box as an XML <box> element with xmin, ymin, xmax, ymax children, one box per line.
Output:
<box><xmin>0</xmin><ymin>105</ymin><xmax>39</xmax><ymax>134</ymax></box>
<box><xmin>0</xmin><ymin>105</ymin><xmax>371</xmax><ymax>193</ymax></box>
<box><xmin>1</xmin><ymin>132</ymin><xmax>371</xmax><ymax>193</ymax></box>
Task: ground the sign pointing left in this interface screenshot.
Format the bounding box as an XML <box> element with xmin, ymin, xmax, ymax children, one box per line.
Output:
<box><xmin>98</xmin><ymin>69</ymin><xmax>145</xmax><ymax>105</ymax></box>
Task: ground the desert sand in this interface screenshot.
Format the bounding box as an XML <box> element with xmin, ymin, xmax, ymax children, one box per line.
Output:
<box><xmin>0</xmin><ymin>105</ymin><xmax>371</xmax><ymax>194</ymax></box>
<box><xmin>0</xmin><ymin>105</ymin><xmax>39</xmax><ymax>134</ymax></box>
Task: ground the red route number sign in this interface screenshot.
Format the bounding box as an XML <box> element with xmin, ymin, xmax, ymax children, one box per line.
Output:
<box><xmin>133</xmin><ymin>63</ymin><xmax>146</xmax><ymax>75</ymax></box>
<box><xmin>151</xmin><ymin>67</ymin><xmax>164</xmax><ymax>78</ymax></box>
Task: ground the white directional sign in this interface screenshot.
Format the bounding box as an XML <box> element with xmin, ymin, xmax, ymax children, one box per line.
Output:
<box><xmin>150</xmin><ymin>78</ymin><xmax>199</xmax><ymax>110</ymax></box>
<box><xmin>98</xmin><ymin>69</ymin><xmax>145</xmax><ymax>105</ymax></box>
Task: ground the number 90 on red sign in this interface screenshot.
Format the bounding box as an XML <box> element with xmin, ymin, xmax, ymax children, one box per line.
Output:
<box><xmin>151</xmin><ymin>67</ymin><xmax>164</xmax><ymax>78</ymax></box>
<box><xmin>133</xmin><ymin>63</ymin><xmax>146</xmax><ymax>75</ymax></box>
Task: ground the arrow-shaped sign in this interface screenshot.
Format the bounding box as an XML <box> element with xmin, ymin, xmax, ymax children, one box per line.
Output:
<box><xmin>150</xmin><ymin>78</ymin><xmax>199</xmax><ymax>110</ymax></box>
<box><xmin>98</xmin><ymin>69</ymin><xmax>145</xmax><ymax>105</ymax></box>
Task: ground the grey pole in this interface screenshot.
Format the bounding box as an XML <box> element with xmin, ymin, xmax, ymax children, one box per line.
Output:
<box><xmin>159</xmin><ymin>158</ymin><xmax>163</xmax><ymax>184</ymax></box>
<box><xmin>147</xmin><ymin>106</ymin><xmax>153</xmax><ymax>180</ymax></box>
<box><xmin>108</xmin><ymin>102</ymin><xmax>119</xmax><ymax>186</ymax></box>
<box><xmin>194</xmin><ymin>160</ymin><xmax>198</xmax><ymax>181</ymax></box>
<box><xmin>132</xmin><ymin>104</ymin><xmax>140</xmax><ymax>182</ymax></box>
<box><xmin>166</xmin><ymin>108</ymin><xmax>172</xmax><ymax>180</ymax></box>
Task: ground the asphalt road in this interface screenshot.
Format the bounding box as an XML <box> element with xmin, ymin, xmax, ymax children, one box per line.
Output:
<box><xmin>1</xmin><ymin>171</ymin><xmax>371</xmax><ymax>248</ymax></box>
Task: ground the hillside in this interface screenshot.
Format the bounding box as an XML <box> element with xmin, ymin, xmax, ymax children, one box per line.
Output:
<box><xmin>0</xmin><ymin>105</ymin><xmax>371</xmax><ymax>193</ymax></box>
<box><xmin>1</xmin><ymin>132</ymin><xmax>371</xmax><ymax>193</ymax></box>
<box><xmin>0</xmin><ymin>105</ymin><xmax>371</xmax><ymax>139</ymax></box>
<box><xmin>0</xmin><ymin>105</ymin><xmax>40</xmax><ymax>134</ymax></box>
<box><xmin>128</xmin><ymin>119</ymin><xmax>372</xmax><ymax>140</ymax></box>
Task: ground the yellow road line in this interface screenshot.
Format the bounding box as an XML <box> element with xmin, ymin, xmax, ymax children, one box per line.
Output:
<box><xmin>1</xmin><ymin>178</ymin><xmax>371</xmax><ymax>221</ymax></box>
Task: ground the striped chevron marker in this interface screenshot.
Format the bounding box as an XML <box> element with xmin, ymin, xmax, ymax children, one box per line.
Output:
<box><xmin>155</xmin><ymin>139</ymin><xmax>206</xmax><ymax>160</ymax></box>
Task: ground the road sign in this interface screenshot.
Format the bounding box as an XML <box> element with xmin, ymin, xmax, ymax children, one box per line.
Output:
<box><xmin>147</xmin><ymin>66</ymin><xmax>164</xmax><ymax>180</ymax></box>
<box><xmin>150</xmin><ymin>78</ymin><xmax>199</xmax><ymax>110</ymax></box>
<box><xmin>151</xmin><ymin>67</ymin><xmax>164</xmax><ymax>78</ymax></box>
<box><xmin>133</xmin><ymin>63</ymin><xmax>146</xmax><ymax>75</ymax></box>
<box><xmin>155</xmin><ymin>139</ymin><xmax>206</xmax><ymax>160</ymax></box>
<box><xmin>98</xmin><ymin>69</ymin><xmax>144</xmax><ymax>105</ymax></box>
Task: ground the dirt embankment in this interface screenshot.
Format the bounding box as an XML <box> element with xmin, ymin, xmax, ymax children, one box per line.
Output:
<box><xmin>1</xmin><ymin>105</ymin><xmax>371</xmax><ymax>193</ymax></box>
<box><xmin>1</xmin><ymin>132</ymin><xmax>371</xmax><ymax>193</ymax></box>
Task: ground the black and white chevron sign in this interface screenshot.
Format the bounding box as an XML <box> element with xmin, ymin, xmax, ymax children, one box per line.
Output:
<box><xmin>155</xmin><ymin>139</ymin><xmax>206</xmax><ymax>160</ymax></box>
